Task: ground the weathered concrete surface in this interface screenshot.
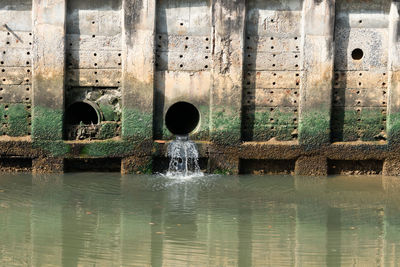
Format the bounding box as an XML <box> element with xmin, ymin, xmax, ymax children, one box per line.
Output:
<box><xmin>0</xmin><ymin>0</ymin><xmax>399</xmax><ymax>175</ymax></box>
<box><xmin>32</xmin><ymin>0</ymin><xmax>65</xmax><ymax>141</ymax></box>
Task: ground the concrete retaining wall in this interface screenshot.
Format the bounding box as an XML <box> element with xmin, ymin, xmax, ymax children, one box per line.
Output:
<box><xmin>0</xmin><ymin>0</ymin><xmax>399</xmax><ymax>175</ymax></box>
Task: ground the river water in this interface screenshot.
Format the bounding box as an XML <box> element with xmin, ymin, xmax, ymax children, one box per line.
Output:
<box><xmin>1</xmin><ymin>173</ymin><xmax>400</xmax><ymax>266</ymax></box>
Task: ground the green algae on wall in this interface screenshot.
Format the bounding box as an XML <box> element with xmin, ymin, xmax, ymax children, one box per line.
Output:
<box><xmin>32</xmin><ymin>106</ymin><xmax>63</xmax><ymax>140</ymax></box>
<box><xmin>80</xmin><ymin>140</ymin><xmax>135</xmax><ymax>157</ymax></box>
<box><xmin>0</xmin><ymin>104</ymin><xmax>31</xmax><ymax>137</ymax></box>
<box><xmin>33</xmin><ymin>140</ymin><xmax>70</xmax><ymax>157</ymax></box>
<box><xmin>388</xmin><ymin>112</ymin><xmax>400</xmax><ymax>146</ymax></box>
<box><xmin>121</xmin><ymin>108</ymin><xmax>153</xmax><ymax>142</ymax></box>
<box><xmin>98</xmin><ymin>122</ymin><xmax>120</xmax><ymax>140</ymax></box>
<box><xmin>299</xmin><ymin>109</ymin><xmax>331</xmax><ymax>147</ymax></box>
<box><xmin>242</xmin><ymin>108</ymin><xmax>297</xmax><ymax>141</ymax></box>
<box><xmin>211</xmin><ymin>107</ymin><xmax>241</xmax><ymax>145</ymax></box>
<box><xmin>331</xmin><ymin>108</ymin><xmax>386</xmax><ymax>142</ymax></box>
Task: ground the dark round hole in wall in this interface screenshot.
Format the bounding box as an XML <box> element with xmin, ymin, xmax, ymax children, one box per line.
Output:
<box><xmin>165</xmin><ymin>102</ymin><xmax>200</xmax><ymax>135</ymax></box>
<box><xmin>66</xmin><ymin>102</ymin><xmax>99</xmax><ymax>125</ymax></box>
<box><xmin>351</xmin><ymin>48</ymin><xmax>364</xmax><ymax>60</ymax></box>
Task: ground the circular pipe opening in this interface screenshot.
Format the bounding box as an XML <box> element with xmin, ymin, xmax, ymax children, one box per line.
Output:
<box><xmin>165</xmin><ymin>102</ymin><xmax>200</xmax><ymax>135</ymax></box>
<box><xmin>351</xmin><ymin>48</ymin><xmax>364</xmax><ymax>60</ymax></box>
<box><xmin>66</xmin><ymin>101</ymin><xmax>100</xmax><ymax>125</ymax></box>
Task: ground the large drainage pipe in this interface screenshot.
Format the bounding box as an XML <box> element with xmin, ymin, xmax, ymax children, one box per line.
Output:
<box><xmin>165</xmin><ymin>101</ymin><xmax>200</xmax><ymax>135</ymax></box>
<box><xmin>65</xmin><ymin>101</ymin><xmax>101</xmax><ymax>125</ymax></box>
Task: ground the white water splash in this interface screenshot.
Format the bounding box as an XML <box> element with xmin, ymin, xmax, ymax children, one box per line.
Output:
<box><xmin>166</xmin><ymin>135</ymin><xmax>204</xmax><ymax>178</ymax></box>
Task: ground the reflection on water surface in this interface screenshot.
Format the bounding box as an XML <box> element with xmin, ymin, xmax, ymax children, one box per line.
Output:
<box><xmin>1</xmin><ymin>174</ymin><xmax>400</xmax><ymax>266</ymax></box>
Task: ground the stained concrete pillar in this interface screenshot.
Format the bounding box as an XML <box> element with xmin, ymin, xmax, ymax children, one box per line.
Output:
<box><xmin>122</xmin><ymin>0</ymin><xmax>156</xmax><ymax>143</ymax></box>
<box><xmin>210</xmin><ymin>0</ymin><xmax>245</xmax><ymax>145</ymax></box>
<box><xmin>209</xmin><ymin>0</ymin><xmax>245</xmax><ymax>174</ymax></box>
<box><xmin>121</xmin><ymin>0</ymin><xmax>156</xmax><ymax>174</ymax></box>
<box><xmin>299</xmin><ymin>0</ymin><xmax>335</xmax><ymax>148</ymax></box>
<box><xmin>385</xmin><ymin>2</ymin><xmax>400</xmax><ymax>175</ymax></box>
<box><xmin>32</xmin><ymin>0</ymin><xmax>66</xmax><ymax>141</ymax></box>
<box><xmin>296</xmin><ymin>0</ymin><xmax>334</xmax><ymax>175</ymax></box>
<box><xmin>31</xmin><ymin>0</ymin><xmax>66</xmax><ymax>173</ymax></box>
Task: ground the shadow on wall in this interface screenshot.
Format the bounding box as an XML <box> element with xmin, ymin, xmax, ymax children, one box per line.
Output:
<box><xmin>153</xmin><ymin>2</ymin><xmax>167</xmax><ymax>139</ymax></box>
<box><xmin>331</xmin><ymin>11</ymin><xmax>349</xmax><ymax>142</ymax></box>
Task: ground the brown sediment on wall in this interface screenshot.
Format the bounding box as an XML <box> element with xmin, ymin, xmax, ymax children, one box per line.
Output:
<box><xmin>0</xmin><ymin>0</ymin><xmax>399</xmax><ymax>175</ymax></box>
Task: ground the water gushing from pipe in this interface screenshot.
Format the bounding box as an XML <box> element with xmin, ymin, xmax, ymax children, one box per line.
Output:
<box><xmin>166</xmin><ymin>135</ymin><xmax>203</xmax><ymax>178</ymax></box>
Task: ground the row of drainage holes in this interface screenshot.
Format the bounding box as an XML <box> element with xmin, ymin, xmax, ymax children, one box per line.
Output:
<box><xmin>2</xmin><ymin>113</ymin><xmax>31</xmax><ymax>119</ymax></box>
<box><xmin>246</xmin><ymin>37</ymin><xmax>298</xmax><ymax>41</ymax></box>
<box><xmin>0</xmin><ymin>96</ymin><xmax>30</xmax><ymax>101</ymax></box>
<box><xmin>1</xmin><ymin>105</ymin><xmax>31</xmax><ymax>110</ymax></box>
<box><xmin>154</xmin><ymin>63</ymin><xmax>209</xmax><ymax>69</ymax></box>
<box><xmin>92</xmin><ymin>53</ymin><xmax>122</xmax><ymax>57</ymax></box>
<box><xmin>0</xmin><ymin>61</ymin><xmax>30</xmax><ymax>66</ymax></box>
<box><xmin>347</xmin><ymin>127</ymin><xmax>386</xmax><ymax>131</ymax></box>
<box><xmin>246</xmin><ymin>90</ymin><xmax>298</xmax><ymax>95</ymax></box>
<box><xmin>68</xmin><ymin>62</ymin><xmax>122</xmax><ymax>67</ymax></box>
<box><xmin>0</xmin><ymin>69</ymin><xmax>31</xmax><ymax>73</ymax></box>
<box><xmin>156</xmin><ymin>54</ymin><xmax>210</xmax><ymax>60</ymax></box>
<box><xmin>158</xmin><ymin>36</ymin><xmax>210</xmax><ymax>42</ymax></box>
<box><xmin>68</xmin><ymin>78</ymin><xmax>121</xmax><ymax>84</ymax></box>
<box><xmin>247</xmin><ymin>73</ymin><xmax>300</xmax><ymax>77</ymax></box>
<box><xmin>7</xmin><ymin>32</ymin><xmax>32</xmax><ymax>36</ymax></box>
<box><xmin>334</xmin><ymin>90</ymin><xmax>387</xmax><ymax>95</ymax></box>
<box><xmin>0</xmin><ymin>87</ymin><xmax>30</xmax><ymax>91</ymax></box>
<box><xmin>247</xmin><ymin>54</ymin><xmax>298</xmax><ymax>58</ymax></box>
<box><xmin>2</xmin><ymin>132</ymin><xmax>31</xmax><ymax>135</ymax></box>
<box><xmin>334</xmin><ymin>82</ymin><xmax>387</xmax><ymax>87</ymax></box>
<box><xmin>245</xmin><ymin>108</ymin><xmax>298</xmax><ymax>113</ymax></box>
<box><xmin>157</xmin><ymin>44</ymin><xmax>210</xmax><ymax>50</ymax></box>
<box><xmin>5</xmin><ymin>42</ymin><xmax>32</xmax><ymax>45</ymax></box>
<box><xmin>333</xmin><ymin>100</ymin><xmax>387</xmax><ymax>105</ymax></box>
<box><xmin>354</xmin><ymin>117</ymin><xmax>386</xmax><ymax>123</ymax></box>
<box><xmin>243</xmin><ymin>126</ymin><xmax>298</xmax><ymax>131</ymax></box>
<box><xmin>247</xmin><ymin>63</ymin><xmax>299</xmax><ymax>68</ymax></box>
<box><xmin>246</xmin><ymin>81</ymin><xmax>300</xmax><ymax>86</ymax></box>
<box><xmin>266</xmin><ymin>117</ymin><xmax>298</xmax><ymax>122</ymax></box>
<box><xmin>5</xmin><ymin>32</ymin><xmax>32</xmax><ymax>46</ymax></box>
<box><xmin>0</xmin><ymin>78</ymin><xmax>30</xmax><ymax>83</ymax></box>
<box><xmin>348</xmin><ymin>108</ymin><xmax>387</xmax><ymax>114</ymax></box>
<box><xmin>180</xmin><ymin>64</ymin><xmax>208</xmax><ymax>68</ymax></box>
<box><xmin>334</xmin><ymin>73</ymin><xmax>387</xmax><ymax>78</ymax></box>
<box><xmin>246</xmin><ymin>46</ymin><xmax>299</xmax><ymax>50</ymax></box>
<box><xmin>246</xmin><ymin>99</ymin><xmax>298</xmax><ymax>104</ymax></box>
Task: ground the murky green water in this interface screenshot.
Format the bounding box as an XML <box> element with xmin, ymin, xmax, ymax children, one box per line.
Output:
<box><xmin>1</xmin><ymin>174</ymin><xmax>400</xmax><ymax>266</ymax></box>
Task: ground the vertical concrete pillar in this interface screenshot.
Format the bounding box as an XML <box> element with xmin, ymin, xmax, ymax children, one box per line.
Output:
<box><xmin>385</xmin><ymin>2</ymin><xmax>400</xmax><ymax>175</ymax></box>
<box><xmin>121</xmin><ymin>0</ymin><xmax>156</xmax><ymax>174</ymax></box>
<box><xmin>122</xmin><ymin>0</ymin><xmax>156</xmax><ymax>143</ymax></box>
<box><xmin>299</xmin><ymin>0</ymin><xmax>335</xmax><ymax>148</ymax></box>
<box><xmin>210</xmin><ymin>0</ymin><xmax>245</xmax><ymax>145</ymax></box>
<box><xmin>209</xmin><ymin>0</ymin><xmax>245</xmax><ymax>174</ymax></box>
<box><xmin>32</xmin><ymin>0</ymin><xmax>66</xmax><ymax>173</ymax></box>
<box><xmin>32</xmin><ymin>0</ymin><xmax>66</xmax><ymax>141</ymax></box>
